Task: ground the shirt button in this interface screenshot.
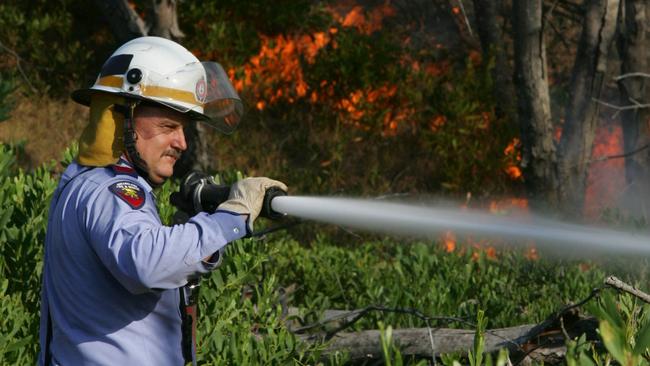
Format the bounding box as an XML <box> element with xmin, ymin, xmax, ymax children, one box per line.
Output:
<box><xmin>233</xmin><ymin>227</ymin><xmax>240</xmax><ymax>234</ymax></box>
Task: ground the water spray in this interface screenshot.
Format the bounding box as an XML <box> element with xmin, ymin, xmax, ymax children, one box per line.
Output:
<box><xmin>171</xmin><ymin>172</ymin><xmax>650</xmax><ymax>258</ymax></box>
<box><xmin>270</xmin><ymin>196</ymin><xmax>650</xmax><ymax>257</ymax></box>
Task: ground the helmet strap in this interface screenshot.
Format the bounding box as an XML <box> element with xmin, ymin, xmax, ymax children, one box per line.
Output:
<box><xmin>115</xmin><ymin>101</ymin><xmax>156</xmax><ymax>185</ymax></box>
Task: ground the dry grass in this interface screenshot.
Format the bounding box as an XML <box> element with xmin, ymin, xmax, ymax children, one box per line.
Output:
<box><xmin>0</xmin><ymin>93</ymin><xmax>88</xmax><ymax>169</ymax></box>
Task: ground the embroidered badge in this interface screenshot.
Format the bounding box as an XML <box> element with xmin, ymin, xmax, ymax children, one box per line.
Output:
<box><xmin>109</xmin><ymin>181</ymin><xmax>145</xmax><ymax>209</ymax></box>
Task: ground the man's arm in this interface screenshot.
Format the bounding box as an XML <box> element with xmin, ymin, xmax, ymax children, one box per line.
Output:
<box><xmin>84</xmin><ymin>179</ymin><xmax>247</xmax><ymax>294</ymax></box>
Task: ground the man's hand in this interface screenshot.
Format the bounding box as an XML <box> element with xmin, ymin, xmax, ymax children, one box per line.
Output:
<box><xmin>217</xmin><ymin>177</ymin><xmax>288</xmax><ymax>233</ymax></box>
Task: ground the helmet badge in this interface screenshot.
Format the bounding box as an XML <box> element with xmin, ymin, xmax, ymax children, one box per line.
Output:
<box><xmin>195</xmin><ymin>78</ymin><xmax>207</xmax><ymax>103</ymax></box>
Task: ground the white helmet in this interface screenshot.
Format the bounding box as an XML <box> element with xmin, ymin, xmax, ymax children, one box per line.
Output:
<box><xmin>72</xmin><ymin>36</ymin><xmax>243</xmax><ymax>134</ymax></box>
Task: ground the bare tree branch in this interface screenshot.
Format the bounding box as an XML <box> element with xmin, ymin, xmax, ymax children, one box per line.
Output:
<box><xmin>605</xmin><ymin>275</ymin><xmax>650</xmax><ymax>303</ymax></box>
<box><xmin>0</xmin><ymin>40</ymin><xmax>37</xmax><ymax>93</ymax></box>
<box><xmin>614</xmin><ymin>72</ymin><xmax>650</xmax><ymax>81</ymax></box>
<box><xmin>457</xmin><ymin>0</ymin><xmax>474</xmax><ymax>37</ymax></box>
<box><xmin>592</xmin><ymin>97</ymin><xmax>650</xmax><ymax>117</ymax></box>
<box><xmin>592</xmin><ymin>143</ymin><xmax>650</xmax><ymax>162</ymax></box>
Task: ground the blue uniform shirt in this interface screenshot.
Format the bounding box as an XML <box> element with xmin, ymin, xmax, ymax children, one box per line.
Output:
<box><xmin>38</xmin><ymin>160</ymin><xmax>247</xmax><ymax>365</ymax></box>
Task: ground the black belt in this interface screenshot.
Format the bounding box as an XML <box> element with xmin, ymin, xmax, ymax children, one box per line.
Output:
<box><xmin>180</xmin><ymin>278</ymin><xmax>200</xmax><ymax>366</ymax></box>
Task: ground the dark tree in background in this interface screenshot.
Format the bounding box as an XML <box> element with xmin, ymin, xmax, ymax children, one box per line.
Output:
<box><xmin>617</xmin><ymin>1</ymin><xmax>650</xmax><ymax>218</ymax></box>
<box><xmin>472</xmin><ymin>0</ymin><xmax>515</xmax><ymax>122</ymax></box>
<box><xmin>512</xmin><ymin>0</ymin><xmax>557</xmax><ymax>209</ymax></box>
<box><xmin>556</xmin><ymin>0</ymin><xmax>619</xmax><ymax>216</ymax></box>
<box><xmin>91</xmin><ymin>0</ymin><xmax>207</xmax><ymax>178</ymax></box>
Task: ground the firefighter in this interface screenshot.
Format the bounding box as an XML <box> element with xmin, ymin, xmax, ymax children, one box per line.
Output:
<box><xmin>38</xmin><ymin>36</ymin><xmax>287</xmax><ymax>365</ymax></box>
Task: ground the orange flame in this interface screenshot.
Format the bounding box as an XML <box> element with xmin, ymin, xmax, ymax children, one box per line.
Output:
<box><xmin>584</xmin><ymin>124</ymin><xmax>624</xmax><ymax>218</ymax></box>
<box><xmin>429</xmin><ymin>115</ymin><xmax>447</xmax><ymax>132</ymax></box>
<box><xmin>329</xmin><ymin>4</ymin><xmax>396</xmax><ymax>35</ymax></box>
<box><xmin>524</xmin><ymin>246</ymin><xmax>539</xmax><ymax>261</ymax></box>
<box><xmin>504</xmin><ymin>138</ymin><xmax>523</xmax><ymax>180</ymax></box>
<box><xmin>228</xmin><ymin>31</ymin><xmax>332</xmax><ymax>108</ymax></box>
<box><xmin>489</xmin><ymin>198</ymin><xmax>529</xmax><ymax>215</ymax></box>
<box><xmin>443</xmin><ymin>231</ymin><xmax>456</xmax><ymax>252</ymax></box>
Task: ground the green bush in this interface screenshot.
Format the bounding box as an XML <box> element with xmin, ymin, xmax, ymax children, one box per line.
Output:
<box><xmin>0</xmin><ymin>0</ymin><xmax>115</xmax><ymax>94</ymax></box>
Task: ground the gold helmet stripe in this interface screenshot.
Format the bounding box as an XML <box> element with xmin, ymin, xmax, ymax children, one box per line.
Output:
<box><xmin>97</xmin><ymin>75</ymin><xmax>124</xmax><ymax>88</ymax></box>
<box><xmin>96</xmin><ymin>75</ymin><xmax>202</xmax><ymax>106</ymax></box>
<box><xmin>141</xmin><ymin>85</ymin><xmax>202</xmax><ymax>106</ymax></box>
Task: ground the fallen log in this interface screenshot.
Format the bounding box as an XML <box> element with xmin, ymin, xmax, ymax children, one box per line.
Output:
<box><xmin>288</xmin><ymin>305</ymin><xmax>599</xmax><ymax>363</ymax></box>
<box><xmin>299</xmin><ymin>324</ymin><xmax>535</xmax><ymax>361</ymax></box>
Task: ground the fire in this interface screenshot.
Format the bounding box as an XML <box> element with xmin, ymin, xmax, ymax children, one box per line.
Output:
<box><xmin>584</xmin><ymin>123</ymin><xmax>624</xmax><ymax>218</ymax></box>
<box><xmin>505</xmin><ymin>166</ymin><xmax>522</xmax><ymax>180</ymax></box>
<box><xmin>442</xmin><ymin>198</ymin><xmax>533</xmax><ymax>260</ymax></box>
<box><xmin>328</xmin><ymin>3</ymin><xmax>396</xmax><ymax>35</ymax></box>
<box><xmin>429</xmin><ymin>115</ymin><xmax>447</xmax><ymax>132</ymax></box>
<box><xmin>443</xmin><ymin>230</ymin><xmax>456</xmax><ymax>252</ymax></box>
<box><xmin>524</xmin><ymin>246</ymin><xmax>539</xmax><ymax>261</ymax></box>
<box><xmin>228</xmin><ymin>30</ymin><xmax>334</xmax><ymax>108</ymax></box>
<box><xmin>504</xmin><ymin>138</ymin><xmax>523</xmax><ymax>180</ymax></box>
<box><xmin>489</xmin><ymin>198</ymin><xmax>529</xmax><ymax>215</ymax></box>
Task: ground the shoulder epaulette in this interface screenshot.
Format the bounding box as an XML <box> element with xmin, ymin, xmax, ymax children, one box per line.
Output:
<box><xmin>111</xmin><ymin>164</ymin><xmax>138</xmax><ymax>177</ymax></box>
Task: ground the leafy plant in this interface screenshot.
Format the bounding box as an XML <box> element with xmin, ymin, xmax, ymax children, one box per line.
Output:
<box><xmin>587</xmin><ymin>292</ymin><xmax>650</xmax><ymax>366</ymax></box>
<box><xmin>468</xmin><ymin>310</ymin><xmax>486</xmax><ymax>366</ymax></box>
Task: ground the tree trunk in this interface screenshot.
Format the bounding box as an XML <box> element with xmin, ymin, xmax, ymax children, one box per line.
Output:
<box><xmin>556</xmin><ymin>0</ymin><xmax>620</xmax><ymax>217</ymax></box>
<box><xmin>92</xmin><ymin>0</ymin><xmax>147</xmax><ymax>42</ymax></box>
<box><xmin>472</xmin><ymin>0</ymin><xmax>516</xmax><ymax>122</ymax></box>
<box><xmin>512</xmin><ymin>0</ymin><xmax>558</xmax><ymax>209</ymax></box>
<box><xmin>617</xmin><ymin>1</ymin><xmax>650</xmax><ymax>219</ymax></box>
<box><xmin>147</xmin><ymin>0</ymin><xmax>186</xmax><ymax>40</ymax></box>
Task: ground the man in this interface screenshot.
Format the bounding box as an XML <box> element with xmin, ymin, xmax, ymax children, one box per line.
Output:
<box><xmin>38</xmin><ymin>36</ymin><xmax>287</xmax><ymax>365</ymax></box>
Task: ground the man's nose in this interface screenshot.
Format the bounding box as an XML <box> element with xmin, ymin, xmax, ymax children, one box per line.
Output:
<box><xmin>172</xmin><ymin>127</ymin><xmax>187</xmax><ymax>151</ymax></box>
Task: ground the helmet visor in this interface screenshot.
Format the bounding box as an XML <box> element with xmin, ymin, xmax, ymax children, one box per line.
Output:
<box><xmin>141</xmin><ymin>62</ymin><xmax>243</xmax><ymax>134</ymax></box>
<box><xmin>198</xmin><ymin>62</ymin><xmax>243</xmax><ymax>134</ymax></box>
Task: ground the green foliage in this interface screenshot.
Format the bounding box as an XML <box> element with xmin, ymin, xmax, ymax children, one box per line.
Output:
<box><xmin>468</xmin><ymin>310</ymin><xmax>486</xmax><ymax>366</ymax></box>
<box><xmin>0</xmin><ymin>279</ymin><xmax>34</xmax><ymax>363</ymax></box>
<box><xmin>0</xmin><ymin>0</ymin><xmax>115</xmax><ymax>94</ymax></box>
<box><xmin>566</xmin><ymin>333</ymin><xmax>600</xmax><ymax>366</ymax></box>
<box><xmin>442</xmin><ymin>311</ymin><xmax>510</xmax><ymax>366</ymax></box>
<box><xmin>270</xmin><ymin>236</ymin><xmax>604</xmax><ymax>329</ymax></box>
<box><xmin>586</xmin><ymin>292</ymin><xmax>650</xmax><ymax>366</ymax></box>
<box><xmin>378</xmin><ymin>321</ymin><xmax>428</xmax><ymax>366</ymax></box>
<box><xmin>0</xmin><ymin>144</ymin><xmax>59</xmax><ymax>364</ymax></box>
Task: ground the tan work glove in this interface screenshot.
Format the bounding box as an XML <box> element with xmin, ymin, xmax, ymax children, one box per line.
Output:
<box><xmin>217</xmin><ymin>177</ymin><xmax>288</xmax><ymax>234</ymax></box>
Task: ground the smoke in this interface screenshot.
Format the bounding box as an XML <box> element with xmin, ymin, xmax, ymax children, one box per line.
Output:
<box><xmin>271</xmin><ymin>196</ymin><xmax>650</xmax><ymax>258</ymax></box>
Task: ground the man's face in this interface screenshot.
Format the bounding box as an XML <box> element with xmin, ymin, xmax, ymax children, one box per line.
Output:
<box><xmin>133</xmin><ymin>105</ymin><xmax>189</xmax><ymax>185</ymax></box>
